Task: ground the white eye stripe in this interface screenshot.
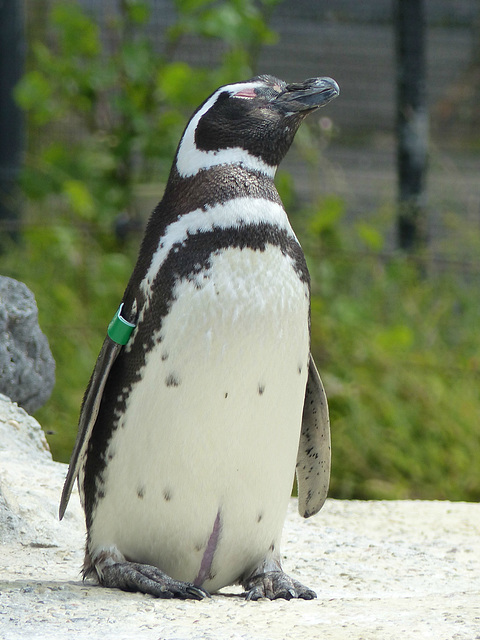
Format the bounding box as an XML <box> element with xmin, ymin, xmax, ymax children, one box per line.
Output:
<box><xmin>225</xmin><ymin>81</ymin><xmax>264</xmax><ymax>96</ymax></box>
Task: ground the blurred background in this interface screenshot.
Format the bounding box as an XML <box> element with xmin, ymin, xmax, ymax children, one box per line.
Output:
<box><xmin>1</xmin><ymin>0</ymin><xmax>479</xmax><ymax>501</ymax></box>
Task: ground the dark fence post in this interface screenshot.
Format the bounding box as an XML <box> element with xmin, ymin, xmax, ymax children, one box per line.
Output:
<box><xmin>394</xmin><ymin>0</ymin><xmax>428</xmax><ymax>253</ymax></box>
<box><xmin>0</xmin><ymin>0</ymin><xmax>25</xmax><ymax>246</ymax></box>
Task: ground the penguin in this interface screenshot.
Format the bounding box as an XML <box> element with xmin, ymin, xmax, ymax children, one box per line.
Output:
<box><xmin>60</xmin><ymin>74</ymin><xmax>338</xmax><ymax>601</ymax></box>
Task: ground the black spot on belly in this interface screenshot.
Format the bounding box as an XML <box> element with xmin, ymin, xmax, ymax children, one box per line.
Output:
<box><xmin>163</xmin><ymin>489</ymin><xmax>172</xmax><ymax>501</ymax></box>
<box><xmin>258</xmin><ymin>384</ymin><xmax>265</xmax><ymax>396</ymax></box>
<box><xmin>257</xmin><ymin>513</ymin><xmax>263</xmax><ymax>523</ymax></box>
<box><xmin>298</xmin><ymin>365</ymin><xmax>302</xmax><ymax>375</ymax></box>
<box><xmin>270</xmin><ymin>542</ymin><xmax>275</xmax><ymax>552</ymax></box>
<box><xmin>165</xmin><ymin>373</ymin><xmax>180</xmax><ymax>387</ymax></box>
<box><xmin>137</xmin><ymin>486</ymin><xmax>145</xmax><ymax>499</ymax></box>
<box><xmin>161</xmin><ymin>351</ymin><xmax>169</xmax><ymax>361</ymax></box>
<box><xmin>224</xmin><ymin>392</ymin><xmax>228</xmax><ymax>399</ymax></box>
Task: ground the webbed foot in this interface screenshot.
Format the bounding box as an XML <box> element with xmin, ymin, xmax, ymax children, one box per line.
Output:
<box><xmin>243</xmin><ymin>570</ymin><xmax>316</xmax><ymax>601</ymax></box>
<box><xmin>99</xmin><ymin>561</ymin><xmax>209</xmax><ymax>600</ymax></box>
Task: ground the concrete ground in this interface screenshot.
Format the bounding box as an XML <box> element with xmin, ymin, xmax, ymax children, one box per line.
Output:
<box><xmin>1</xmin><ymin>395</ymin><xmax>479</xmax><ymax>640</ymax></box>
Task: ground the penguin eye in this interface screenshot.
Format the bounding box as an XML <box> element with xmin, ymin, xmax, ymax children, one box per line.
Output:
<box><xmin>233</xmin><ymin>87</ymin><xmax>257</xmax><ymax>99</ymax></box>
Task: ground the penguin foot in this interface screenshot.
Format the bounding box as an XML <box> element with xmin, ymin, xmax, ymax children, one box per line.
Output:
<box><xmin>99</xmin><ymin>561</ymin><xmax>210</xmax><ymax>600</ymax></box>
<box><xmin>243</xmin><ymin>571</ymin><xmax>317</xmax><ymax>601</ymax></box>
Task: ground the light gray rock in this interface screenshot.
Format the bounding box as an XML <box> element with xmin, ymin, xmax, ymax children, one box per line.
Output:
<box><xmin>0</xmin><ymin>276</ymin><xmax>55</xmax><ymax>412</ymax></box>
<box><xmin>1</xmin><ymin>395</ymin><xmax>479</xmax><ymax>640</ymax></box>
<box><xmin>0</xmin><ymin>393</ymin><xmax>66</xmax><ymax>546</ymax></box>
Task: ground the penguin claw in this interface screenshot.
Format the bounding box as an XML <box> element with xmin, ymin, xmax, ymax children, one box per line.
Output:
<box><xmin>243</xmin><ymin>571</ymin><xmax>317</xmax><ymax>601</ymax></box>
<box><xmin>245</xmin><ymin>586</ymin><xmax>266</xmax><ymax>601</ymax></box>
<box><xmin>187</xmin><ymin>585</ymin><xmax>211</xmax><ymax>600</ymax></box>
<box><xmin>99</xmin><ymin>561</ymin><xmax>210</xmax><ymax>600</ymax></box>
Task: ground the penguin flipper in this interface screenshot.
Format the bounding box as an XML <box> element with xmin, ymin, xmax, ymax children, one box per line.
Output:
<box><xmin>296</xmin><ymin>354</ymin><xmax>331</xmax><ymax>518</ymax></box>
<box><xmin>59</xmin><ymin>336</ymin><xmax>122</xmax><ymax>520</ymax></box>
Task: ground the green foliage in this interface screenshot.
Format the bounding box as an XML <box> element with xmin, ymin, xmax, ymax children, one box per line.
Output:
<box><xmin>16</xmin><ymin>2</ymin><xmax>167</xmax><ymax>218</ymax></box>
<box><xmin>297</xmin><ymin>196</ymin><xmax>480</xmax><ymax>501</ymax></box>
<box><xmin>170</xmin><ymin>0</ymin><xmax>278</xmax><ymax>74</ymax></box>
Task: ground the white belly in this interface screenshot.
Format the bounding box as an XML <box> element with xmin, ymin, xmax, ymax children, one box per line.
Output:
<box><xmin>89</xmin><ymin>245</ymin><xmax>310</xmax><ymax>592</ymax></box>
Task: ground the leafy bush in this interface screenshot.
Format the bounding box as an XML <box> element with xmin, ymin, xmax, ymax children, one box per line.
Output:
<box><xmin>296</xmin><ymin>196</ymin><xmax>480</xmax><ymax>501</ymax></box>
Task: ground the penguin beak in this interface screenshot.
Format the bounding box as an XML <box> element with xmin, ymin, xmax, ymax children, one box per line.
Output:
<box><xmin>273</xmin><ymin>77</ymin><xmax>340</xmax><ymax>113</ymax></box>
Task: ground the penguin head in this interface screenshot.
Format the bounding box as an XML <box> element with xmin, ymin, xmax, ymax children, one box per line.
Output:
<box><xmin>175</xmin><ymin>75</ymin><xmax>339</xmax><ymax>179</ymax></box>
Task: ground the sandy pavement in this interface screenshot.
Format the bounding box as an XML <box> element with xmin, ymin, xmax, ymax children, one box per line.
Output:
<box><xmin>1</xmin><ymin>394</ymin><xmax>479</xmax><ymax>639</ymax></box>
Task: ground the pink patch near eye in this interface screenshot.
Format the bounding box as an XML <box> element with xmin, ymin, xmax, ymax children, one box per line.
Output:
<box><xmin>234</xmin><ymin>87</ymin><xmax>257</xmax><ymax>99</ymax></box>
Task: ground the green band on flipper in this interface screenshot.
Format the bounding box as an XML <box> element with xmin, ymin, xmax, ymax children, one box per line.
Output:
<box><xmin>107</xmin><ymin>303</ymin><xmax>136</xmax><ymax>345</ymax></box>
